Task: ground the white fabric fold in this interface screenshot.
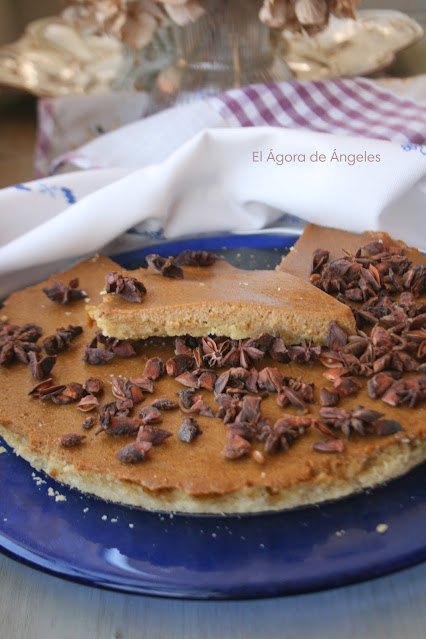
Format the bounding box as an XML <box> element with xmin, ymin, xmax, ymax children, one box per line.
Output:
<box><xmin>0</xmin><ymin>126</ymin><xmax>425</xmax><ymax>298</ymax></box>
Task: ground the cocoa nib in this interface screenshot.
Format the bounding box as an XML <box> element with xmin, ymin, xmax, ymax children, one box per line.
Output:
<box><xmin>259</xmin><ymin>416</ymin><xmax>311</xmax><ymax>455</ymax></box>
<box><xmin>50</xmin><ymin>382</ymin><xmax>84</xmax><ymax>405</ymax></box>
<box><xmin>105</xmin><ymin>271</ymin><xmax>146</xmax><ymax>302</ymax></box>
<box><xmin>82</xmin><ymin>336</ymin><xmax>115</xmax><ymax>365</ymax></box>
<box><xmin>83</xmin><ymin>377</ymin><xmax>104</xmax><ymax>396</ymax></box>
<box><xmin>28</xmin><ymin>352</ymin><xmax>56</xmax><ymax>380</ymax></box>
<box><xmin>176</xmin><ymin>389</ymin><xmax>214</xmax><ymax>417</ymax></box>
<box><xmin>151</xmin><ymin>398</ymin><xmax>178</xmax><ymax>411</ymax></box>
<box><xmin>128</xmin><ymin>377</ymin><xmax>155</xmax><ymax>393</ymax></box>
<box><xmin>42</xmin><ymin>325</ymin><xmax>82</xmax><ymax>355</ymax></box>
<box><xmin>116</xmin><ymin>441</ymin><xmax>152</xmax><ymax>463</ymax></box>
<box><xmin>138</xmin><ymin>406</ymin><xmax>163</xmax><ymax>424</ymax></box>
<box><xmin>0</xmin><ymin>321</ymin><xmax>42</xmax><ymax>366</ymax></box>
<box><xmin>143</xmin><ymin>357</ymin><xmax>165</xmax><ymax>380</ymax></box>
<box><xmin>76</xmin><ymin>394</ymin><xmax>99</xmax><ymax>412</ymax></box>
<box><xmin>146</xmin><ymin>254</ymin><xmax>183</xmax><ymax>279</ymax></box>
<box><xmin>287</xmin><ymin>340</ymin><xmax>321</xmax><ymax>364</ymax></box>
<box><xmin>175</xmin><ymin>369</ymin><xmax>217</xmax><ymax>392</ymax></box>
<box><xmin>319</xmin><ymin>405</ymin><xmax>403</xmax><ymax>439</ymax></box>
<box><xmin>202</xmin><ymin>336</ymin><xmax>230</xmax><ymax>368</ymax></box>
<box><xmin>96</xmin><ymin>332</ymin><xmax>136</xmax><ymax>358</ymax></box>
<box><xmin>326</xmin><ymin>322</ymin><xmax>348</xmax><ymax>352</ymax></box>
<box><xmin>82</xmin><ymin>417</ymin><xmax>96</xmax><ymax>430</ymax></box>
<box><xmin>137</xmin><ymin>424</ymin><xmax>172</xmax><ymax>446</ymax></box>
<box><xmin>257</xmin><ymin>367</ymin><xmax>284</xmax><ymax>393</ymax></box>
<box><xmin>111</xmin><ymin>376</ymin><xmax>144</xmax><ymax>403</ymax></box>
<box><xmin>176</xmin><ymin>250</ymin><xmax>217</xmax><ymax>267</ymax></box>
<box><xmin>103</xmin><ymin>416</ymin><xmax>144</xmax><ymax>436</ymax></box>
<box><xmin>179</xmin><ymin>416</ymin><xmax>202</xmax><ymax>443</ymax></box>
<box><xmin>222</xmin><ymin>340</ymin><xmax>265</xmax><ymax>369</ymax></box>
<box><xmin>320</xmin><ymin>388</ymin><xmax>341</xmax><ymax>407</ymax></box>
<box><xmin>333</xmin><ymin>376</ymin><xmax>362</xmax><ymax>397</ymax></box>
<box><xmin>59</xmin><ymin>433</ymin><xmax>86</xmax><ymax>447</ymax></box>
<box><xmin>166</xmin><ymin>354</ymin><xmax>194</xmax><ymax>377</ymax></box>
<box><xmin>311</xmin><ymin>248</ymin><xmax>329</xmax><ymax>274</ymax></box>
<box><xmin>43</xmin><ymin>278</ymin><xmax>85</xmax><ymax>304</ymax></box>
<box><xmin>222</xmin><ymin>432</ymin><xmax>251</xmax><ymax>459</ymax></box>
<box><xmin>367</xmin><ymin>372</ymin><xmax>400</xmax><ymax>399</ymax></box>
<box><xmin>312</xmin><ymin>439</ymin><xmax>345</xmax><ymax>453</ymax></box>
<box><xmin>381</xmin><ymin>375</ymin><xmax>426</xmax><ymax>408</ymax></box>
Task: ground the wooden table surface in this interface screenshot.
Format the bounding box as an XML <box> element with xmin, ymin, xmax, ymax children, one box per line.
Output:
<box><xmin>1</xmin><ymin>551</ymin><xmax>425</xmax><ymax>639</ymax></box>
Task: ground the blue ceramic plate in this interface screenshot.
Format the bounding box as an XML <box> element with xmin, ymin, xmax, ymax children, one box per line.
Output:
<box><xmin>0</xmin><ymin>234</ymin><xmax>425</xmax><ymax>599</ymax></box>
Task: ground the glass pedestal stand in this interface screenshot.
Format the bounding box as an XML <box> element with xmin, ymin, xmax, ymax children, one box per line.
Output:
<box><xmin>151</xmin><ymin>0</ymin><xmax>292</xmax><ymax>111</ymax></box>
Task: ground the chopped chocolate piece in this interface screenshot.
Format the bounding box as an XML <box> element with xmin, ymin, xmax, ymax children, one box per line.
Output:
<box><xmin>175</xmin><ymin>250</ymin><xmax>217</xmax><ymax>267</ymax></box>
<box><xmin>151</xmin><ymin>398</ymin><xmax>179</xmax><ymax>411</ymax></box>
<box><xmin>116</xmin><ymin>441</ymin><xmax>152</xmax><ymax>463</ymax></box>
<box><xmin>312</xmin><ymin>439</ymin><xmax>345</xmax><ymax>453</ymax></box>
<box><xmin>166</xmin><ymin>354</ymin><xmax>195</xmax><ymax>377</ymax></box>
<box><xmin>43</xmin><ymin>278</ymin><xmax>85</xmax><ymax>304</ymax></box>
<box><xmin>28</xmin><ymin>352</ymin><xmax>56</xmax><ymax>380</ymax></box>
<box><xmin>76</xmin><ymin>394</ymin><xmax>99</xmax><ymax>412</ymax></box>
<box><xmin>137</xmin><ymin>425</ymin><xmax>172</xmax><ymax>446</ymax></box>
<box><xmin>143</xmin><ymin>357</ymin><xmax>165</xmax><ymax>380</ymax></box>
<box><xmin>42</xmin><ymin>325</ymin><xmax>83</xmax><ymax>355</ymax></box>
<box><xmin>105</xmin><ymin>271</ymin><xmax>146</xmax><ymax>302</ymax></box>
<box><xmin>178</xmin><ymin>416</ymin><xmax>202</xmax><ymax>443</ymax></box>
<box><xmin>82</xmin><ymin>417</ymin><xmax>96</xmax><ymax>430</ymax></box>
<box><xmin>83</xmin><ymin>377</ymin><xmax>104</xmax><ymax>396</ymax></box>
<box><xmin>146</xmin><ymin>254</ymin><xmax>183</xmax><ymax>279</ymax></box>
<box><xmin>59</xmin><ymin>433</ymin><xmax>86</xmax><ymax>447</ymax></box>
<box><xmin>138</xmin><ymin>406</ymin><xmax>163</xmax><ymax>424</ymax></box>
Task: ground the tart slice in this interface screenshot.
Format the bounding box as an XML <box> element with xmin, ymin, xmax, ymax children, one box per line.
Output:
<box><xmin>87</xmin><ymin>260</ymin><xmax>356</xmax><ymax>344</ymax></box>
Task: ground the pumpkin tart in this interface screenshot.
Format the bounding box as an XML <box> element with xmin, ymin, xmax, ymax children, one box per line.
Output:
<box><xmin>0</xmin><ymin>235</ymin><xmax>424</xmax><ymax>514</ymax></box>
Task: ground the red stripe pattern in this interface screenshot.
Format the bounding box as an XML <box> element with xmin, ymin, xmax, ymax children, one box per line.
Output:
<box><xmin>208</xmin><ymin>78</ymin><xmax>426</xmax><ymax>143</ymax></box>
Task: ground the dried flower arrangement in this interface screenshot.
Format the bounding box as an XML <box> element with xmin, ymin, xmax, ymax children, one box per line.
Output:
<box><xmin>63</xmin><ymin>0</ymin><xmax>362</xmax><ymax>48</ymax></box>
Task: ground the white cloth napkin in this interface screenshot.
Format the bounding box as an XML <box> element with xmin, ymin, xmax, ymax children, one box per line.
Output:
<box><xmin>1</xmin><ymin>78</ymin><xmax>426</xmax><ymax>299</ymax></box>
